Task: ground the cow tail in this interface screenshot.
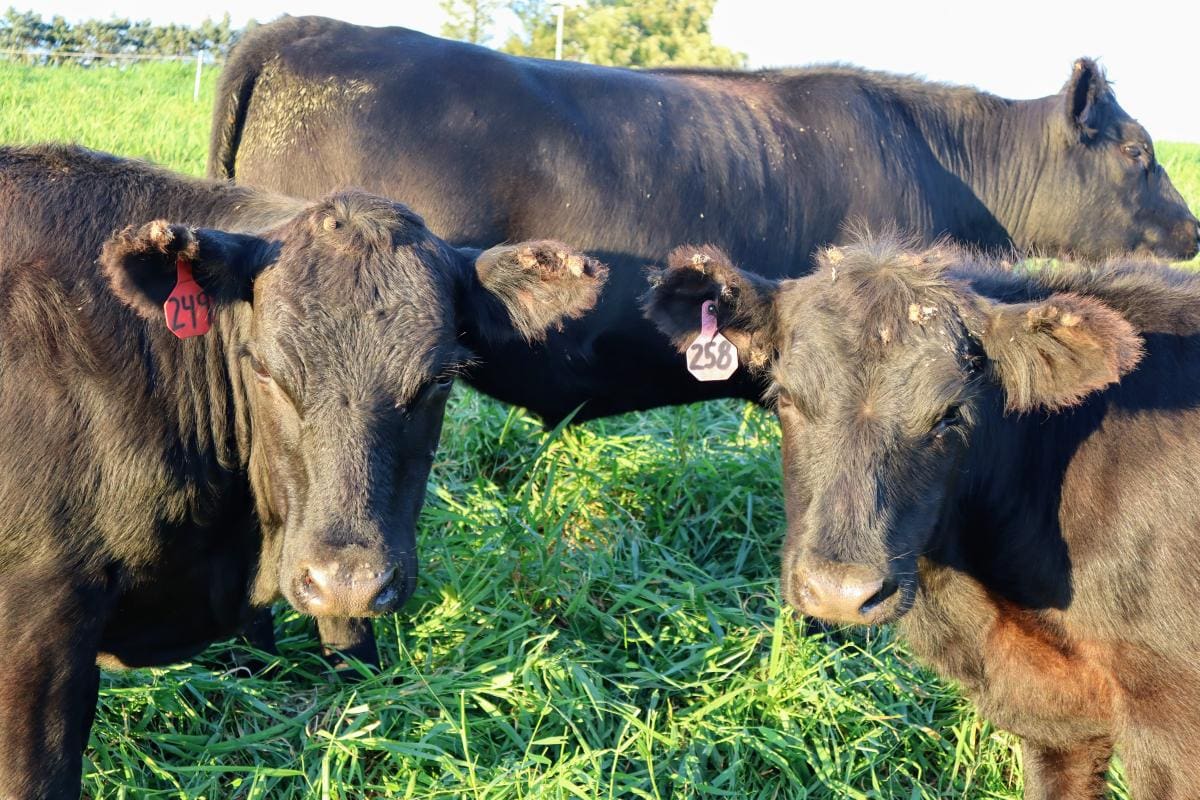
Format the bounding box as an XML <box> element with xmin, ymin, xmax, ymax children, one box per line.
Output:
<box><xmin>206</xmin><ymin>30</ymin><xmax>269</xmax><ymax>180</ymax></box>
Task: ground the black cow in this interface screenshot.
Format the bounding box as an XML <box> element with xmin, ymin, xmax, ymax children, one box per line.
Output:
<box><xmin>210</xmin><ymin>15</ymin><xmax>1199</xmax><ymax>424</ymax></box>
<box><xmin>645</xmin><ymin>237</ymin><xmax>1200</xmax><ymax>798</ymax></box>
<box><xmin>0</xmin><ymin>144</ymin><xmax>606</xmax><ymax>799</ymax></box>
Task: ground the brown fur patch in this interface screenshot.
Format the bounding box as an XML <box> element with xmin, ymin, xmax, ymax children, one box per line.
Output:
<box><xmin>977</xmin><ymin>601</ymin><xmax>1117</xmax><ymax>736</ymax></box>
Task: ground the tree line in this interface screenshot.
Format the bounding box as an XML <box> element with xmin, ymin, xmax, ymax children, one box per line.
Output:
<box><xmin>0</xmin><ymin>1</ymin><xmax>742</xmax><ymax>68</ymax></box>
<box><xmin>443</xmin><ymin>0</ymin><xmax>744</xmax><ymax>67</ymax></box>
<box><xmin>0</xmin><ymin>7</ymin><xmax>239</xmax><ymax>59</ymax></box>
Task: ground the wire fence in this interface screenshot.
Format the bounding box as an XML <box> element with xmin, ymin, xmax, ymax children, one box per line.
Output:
<box><xmin>0</xmin><ymin>48</ymin><xmax>223</xmax><ymax>101</ymax></box>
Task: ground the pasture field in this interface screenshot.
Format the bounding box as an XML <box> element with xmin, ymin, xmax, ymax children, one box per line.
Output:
<box><xmin>1</xmin><ymin>60</ymin><xmax>1198</xmax><ymax>800</ymax></box>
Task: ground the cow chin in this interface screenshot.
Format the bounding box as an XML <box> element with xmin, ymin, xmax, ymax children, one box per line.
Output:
<box><xmin>782</xmin><ymin>553</ymin><xmax>918</xmax><ymax>627</ymax></box>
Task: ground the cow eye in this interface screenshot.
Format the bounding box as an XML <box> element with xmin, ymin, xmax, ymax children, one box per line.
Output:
<box><xmin>1121</xmin><ymin>143</ymin><xmax>1144</xmax><ymax>162</ymax></box>
<box><xmin>933</xmin><ymin>405</ymin><xmax>961</xmax><ymax>437</ymax></box>
<box><xmin>246</xmin><ymin>352</ymin><xmax>272</xmax><ymax>383</ymax></box>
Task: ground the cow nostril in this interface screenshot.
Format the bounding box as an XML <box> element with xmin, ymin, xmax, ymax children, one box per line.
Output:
<box><xmin>859</xmin><ymin>577</ymin><xmax>900</xmax><ymax>614</ymax></box>
<box><xmin>301</xmin><ymin>563</ymin><xmax>335</xmax><ymax>593</ymax></box>
<box><xmin>369</xmin><ymin>566</ymin><xmax>400</xmax><ymax>611</ymax></box>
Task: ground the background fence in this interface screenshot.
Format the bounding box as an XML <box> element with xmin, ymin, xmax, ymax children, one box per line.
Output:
<box><xmin>0</xmin><ymin>48</ymin><xmax>221</xmax><ymax>100</ymax></box>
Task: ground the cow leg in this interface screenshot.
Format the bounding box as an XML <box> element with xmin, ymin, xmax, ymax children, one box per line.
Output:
<box><xmin>0</xmin><ymin>575</ymin><xmax>109</xmax><ymax>799</ymax></box>
<box><xmin>1119</xmin><ymin>719</ymin><xmax>1200</xmax><ymax>798</ymax></box>
<box><xmin>1021</xmin><ymin>737</ymin><xmax>1112</xmax><ymax>800</ymax></box>
<box><xmin>317</xmin><ymin>617</ymin><xmax>379</xmax><ymax>672</ymax></box>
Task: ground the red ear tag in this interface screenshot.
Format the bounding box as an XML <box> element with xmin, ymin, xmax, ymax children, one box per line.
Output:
<box><xmin>163</xmin><ymin>256</ymin><xmax>211</xmax><ymax>338</ymax></box>
<box><xmin>686</xmin><ymin>301</ymin><xmax>739</xmax><ymax>381</ymax></box>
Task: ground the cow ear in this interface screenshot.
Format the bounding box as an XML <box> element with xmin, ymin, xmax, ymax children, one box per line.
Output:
<box><xmin>458</xmin><ymin>241</ymin><xmax>609</xmax><ymax>343</ymax></box>
<box><xmin>642</xmin><ymin>244</ymin><xmax>780</xmax><ymax>370</ymax></box>
<box><xmin>101</xmin><ymin>221</ymin><xmax>268</xmax><ymax>323</ymax></box>
<box><xmin>979</xmin><ymin>293</ymin><xmax>1143</xmax><ymax>412</ymax></box>
<box><xmin>1064</xmin><ymin>57</ymin><xmax>1111</xmax><ymax>140</ymax></box>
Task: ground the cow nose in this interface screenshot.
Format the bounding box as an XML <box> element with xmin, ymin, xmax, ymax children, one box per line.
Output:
<box><xmin>797</xmin><ymin>564</ymin><xmax>899</xmax><ymax>625</ymax></box>
<box><xmin>1183</xmin><ymin>220</ymin><xmax>1200</xmax><ymax>260</ymax></box>
<box><xmin>297</xmin><ymin>562</ymin><xmax>402</xmax><ymax>617</ymax></box>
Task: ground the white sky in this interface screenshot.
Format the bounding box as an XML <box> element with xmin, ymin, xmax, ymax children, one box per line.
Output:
<box><xmin>19</xmin><ymin>0</ymin><xmax>1200</xmax><ymax>141</ymax></box>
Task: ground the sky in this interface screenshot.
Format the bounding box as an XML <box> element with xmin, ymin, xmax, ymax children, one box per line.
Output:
<box><xmin>18</xmin><ymin>0</ymin><xmax>1200</xmax><ymax>141</ymax></box>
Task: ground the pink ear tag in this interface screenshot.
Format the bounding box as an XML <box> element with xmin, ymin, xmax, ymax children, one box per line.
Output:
<box><xmin>163</xmin><ymin>256</ymin><xmax>211</xmax><ymax>339</ymax></box>
<box><xmin>686</xmin><ymin>301</ymin><xmax>739</xmax><ymax>381</ymax></box>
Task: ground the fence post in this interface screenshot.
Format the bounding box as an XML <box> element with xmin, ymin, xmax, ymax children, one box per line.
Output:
<box><xmin>554</xmin><ymin>5</ymin><xmax>565</xmax><ymax>60</ymax></box>
<box><xmin>193</xmin><ymin>51</ymin><xmax>204</xmax><ymax>102</ymax></box>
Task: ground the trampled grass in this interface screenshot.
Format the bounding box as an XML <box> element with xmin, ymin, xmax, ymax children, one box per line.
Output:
<box><xmin>1</xmin><ymin>60</ymin><xmax>1197</xmax><ymax>799</ymax></box>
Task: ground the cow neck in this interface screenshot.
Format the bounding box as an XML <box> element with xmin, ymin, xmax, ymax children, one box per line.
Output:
<box><xmin>152</xmin><ymin>301</ymin><xmax>254</xmax><ymax>478</ymax></box>
<box><xmin>906</xmin><ymin>94</ymin><xmax>1049</xmax><ymax>251</ymax></box>
<box><xmin>934</xmin><ymin>402</ymin><xmax>1097</xmax><ymax>612</ymax></box>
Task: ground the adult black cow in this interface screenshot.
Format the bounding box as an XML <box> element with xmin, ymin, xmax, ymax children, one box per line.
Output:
<box><xmin>645</xmin><ymin>238</ymin><xmax>1200</xmax><ymax>798</ymax></box>
<box><xmin>0</xmin><ymin>144</ymin><xmax>606</xmax><ymax>799</ymax></box>
<box><xmin>210</xmin><ymin>15</ymin><xmax>1199</xmax><ymax>424</ymax></box>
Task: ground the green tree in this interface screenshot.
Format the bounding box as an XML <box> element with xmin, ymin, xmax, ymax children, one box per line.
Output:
<box><xmin>440</xmin><ymin>0</ymin><xmax>504</xmax><ymax>45</ymax></box>
<box><xmin>503</xmin><ymin>0</ymin><xmax>745</xmax><ymax>68</ymax></box>
<box><xmin>0</xmin><ymin>7</ymin><xmax>241</xmax><ymax>59</ymax></box>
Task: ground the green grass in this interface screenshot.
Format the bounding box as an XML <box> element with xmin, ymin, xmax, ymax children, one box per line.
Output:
<box><xmin>1</xmin><ymin>60</ymin><xmax>1197</xmax><ymax>799</ymax></box>
<box><xmin>0</xmin><ymin>60</ymin><xmax>217</xmax><ymax>175</ymax></box>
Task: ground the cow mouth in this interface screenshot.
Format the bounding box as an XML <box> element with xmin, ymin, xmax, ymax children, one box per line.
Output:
<box><xmin>1134</xmin><ymin>226</ymin><xmax>1200</xmax><ymax>261</ymax></box>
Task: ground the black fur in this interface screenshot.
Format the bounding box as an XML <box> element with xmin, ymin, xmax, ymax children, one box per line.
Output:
<box><xmin>209</xmin><ymin>16</ymin><xmax>1199</xmax><ymax>423</ymax></box>
<box><xmin>649</xmin><ymin>235</ymin><xmax>1200</xmax><ymax>798</ymax></box>
<box><xmin>0</xmin><ymin>144</ymin><xmax>606</xmax><ymax>797</ymax></box>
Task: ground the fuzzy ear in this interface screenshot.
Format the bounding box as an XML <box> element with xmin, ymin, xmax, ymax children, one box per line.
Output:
<box><xmin>980</xmin><ymin>293</ymin><xmax>1143</xmax><ymax>412</ymax></box>
<box><xmin>459</xmin><ymin>241</ymin><xmax>608</xmax><ymax>343</ymax></box>
<box><xmin>642</xmin><ymin>244</ymin><xmax>780</xmax><ymax>369</ymax></box>
<box><xmin>1063</xmin><ymin>57</ymin><xmax>1112</xmax><ymax>141</ymax></box>
<box><xmin>100</xmin><ymin>220</ymin><xmax>268</xmax><ymax>323</ymax></box>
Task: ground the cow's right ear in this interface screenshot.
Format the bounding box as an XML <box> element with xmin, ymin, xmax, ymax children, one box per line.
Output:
<box><xmin>100</xmin><ymin>221</ymin><xmax>269</xmax><ymax>322</ymax></box>
<box><xmin>1063</xmin><ymin>57</ymin><xmax>1111</xmax><ymax>141</ymax></box>
<box><xmin>642</xmin><ymin>244</ymin><xmax>780</xmax><ymax>369</ymax></box>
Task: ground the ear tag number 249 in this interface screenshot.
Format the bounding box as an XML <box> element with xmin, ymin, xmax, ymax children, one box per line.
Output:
<box><xmin>687</xmin><ymin>301</ymin><xmax>738</xmax><ymax>381</ymax></box>
<box><xmin>163</xmin><ymin>255</ymin><xmax>211</xmax><ymax>339</ymax></box>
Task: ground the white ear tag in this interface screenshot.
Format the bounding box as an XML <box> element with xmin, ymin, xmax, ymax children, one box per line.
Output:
<box><xmin>686</xmin><ymin>301</ymin><xmax>739</xmax><ymax>381</ymax></box>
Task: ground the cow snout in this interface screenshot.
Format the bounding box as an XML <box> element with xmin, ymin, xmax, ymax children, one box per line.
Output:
<box><xmin>1177</xmin><ymin>219</ymin><xmax>1200</xmax><ymax>260</ymax></box>
<box><xmin>294</xmin><ymin>561</ymin><xmax>405</xmax><ymax>617</ymax></box>
<box><xmin>793</xmin><ymin>561</ymin><xmax>900</xmax><ymax>625</ymax></box>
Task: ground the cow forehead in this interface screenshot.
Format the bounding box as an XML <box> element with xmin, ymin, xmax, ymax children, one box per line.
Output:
<box><xmin>772</xmin><ymin>241</ymin><xmax>979</xmax><ymax>405</ymax></box>
<box><xmin>255</xmin><ymin>292</ymin><xmax>462</xmax><ymax>391</ymax></box>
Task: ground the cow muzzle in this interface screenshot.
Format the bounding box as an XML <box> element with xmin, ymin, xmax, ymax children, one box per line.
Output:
<box><xmin>292</xmin><ymin>559</ymin><xmax>411</xmax><ymax>617</ymax></box>
<box><xmin>787</xmin><ymin>558</ymin><xmax>903</xmax><ymax>626</ymax></box>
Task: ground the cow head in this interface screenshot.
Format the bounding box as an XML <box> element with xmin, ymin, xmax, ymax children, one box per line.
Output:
<box><xmin>100</xmin><ymin>192</ymin><xmax>607</xmax><ymax>618</ymax></box>
<box><xmin>645</xmin><ymin>239</ymin><xmax>1141</xmax><ymax>626</ymax></box>
<box><xmin>1018</xmin><ymin>58</ymin><xmax>1199</xmax><ymax>261</ymax></box>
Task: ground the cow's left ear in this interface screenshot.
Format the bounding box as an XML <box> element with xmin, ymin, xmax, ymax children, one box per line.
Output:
<box><xmin>457</xmin><ymin>241</ymin><xmax>609</xmax><ymax>343</ymax></box>
<box><xmin>979</xmin><ymin>293</ymin><xmax>1143</xmax><ymax>412</ymax></box>
<box><xmin>101</xmin><ymin>220</ymin><xmax>269</xmax><ymax>322</ymax></box>
<box><xmin>642</xmin><ymin>244</ymin><xmax>780</xmax><ymax>370</ymax></box>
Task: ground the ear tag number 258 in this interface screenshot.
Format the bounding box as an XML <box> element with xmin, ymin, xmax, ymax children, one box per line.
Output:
<box><xmin>163</xmin><ymin>255</ymin><xmax>211</xmax><ymax>339</ymax></box>
<box><xmin>686</xmin><ymin>301</ymin><xmax>738</xmax><ymax>381</ymax></box>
